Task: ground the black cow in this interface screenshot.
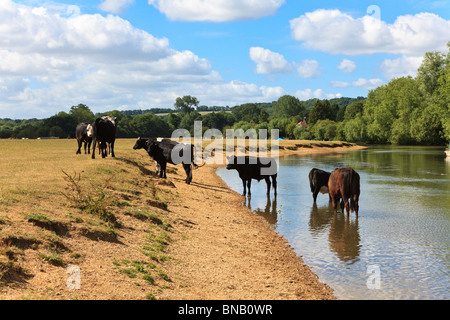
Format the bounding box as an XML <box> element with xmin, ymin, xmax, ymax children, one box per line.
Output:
<box><xmin>328</xmin><ymin>168</ymin><xmax>360</xmax><ymax>217</ymax></box>
<box><xmin>91</xmin><ymin>116</ymin><xmax>117</xmax><ymax>159</ymax></box>
<box><xmin>133</xmin><ymin>137</ymin><xmax>196</xmax><ymax>184</ymax></box>
<box><xmin>226</xmin><ymin>156</ymin><xmax>277</xmax><ymax>196</ymax></box>
<box><xmin>75</xmin><ymin>122</ymin><xmax>93</xmax><ymax>155</ymax></box>
<box><xmin>309</xmin><ymin>168</ymin><xmax>331</xmax><ymax>202</ymax></box>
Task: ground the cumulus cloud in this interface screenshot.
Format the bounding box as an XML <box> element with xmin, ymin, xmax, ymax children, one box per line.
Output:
<box><xmin>290</xmin><ymin>9</ymin><xmax>450</xmax><ymax>56</ymax></box>
<box><xmin>337</xmin><ymin>59</ymin><xmax>357</xmax><ymax>73</ymax></box>
<box><xmin>98</xmin><ymin>0</ymin><xmax>134</xmax><ymax>14</ymax></box>
<box><xmin>295</xmin><ymin>88</ymin><xmax>342</xmax><ymax>100</ymax></box>
<box><xmin>0</xmin><ymin>1</ymin><xmax>285</xmax><ymax>118</ymax></box>
<box><xmin>330</xmin><ymin>80</ymin><xmax>351</xmax><ymax>88</ymax></box>
<box><xmin>352</xmin><ymin>78</ymin><xmax>384</xmax><ymax>90</ymax></box>
<box><xmin>249</xmin><ymin>47</ymin><xmax>292</xmax><ymax>74</ymax></box>
<box><xmin>380</xmin><ymin>56</ymin><xmax>424</xmax><ymax>80</ymax></box>
<box><xmin>294</xmin><ymin>59</ymin><xmax>321</xmax><ymax>78</ymax></box>
<box><xmin>148</xmin><ymin>0</ymin><xmax>285</xmax><ymax>22</ymax></box>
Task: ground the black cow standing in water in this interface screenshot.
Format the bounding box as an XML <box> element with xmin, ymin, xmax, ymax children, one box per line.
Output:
<box><xmin>226</xmin><ymin>156</ymin><xmax>278</xmax><ymax>196</ymax></box>
<box><xmin>308</xmin><ymin>168</ymin><xmax>332</xmax><ymax>202</ymax></box>
<box><xmin>75</xmin><ymin>122</ymin><xmax>93</xmax><ymax>155</ymax></box>
<box><xmin>91</xmin><ymin>116</ymin><xmax>117</xmax><ymax>159</ymax></box>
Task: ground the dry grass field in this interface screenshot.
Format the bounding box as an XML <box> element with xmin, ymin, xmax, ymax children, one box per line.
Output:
<box><xmin>0</xmin><ymin>138</ymin><xmax>176</xmax><ymax>299</ymax></box>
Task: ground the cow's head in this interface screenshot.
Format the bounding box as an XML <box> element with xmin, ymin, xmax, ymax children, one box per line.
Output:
<box><xmin>133</xmin><ymin>137</ymin><xmax>148</xmax><ymax>150</ymax></box>
<box><xmin>86</xmin><ymin>124</ymin><xmax>94</xmax><ymax>138</ymax></box>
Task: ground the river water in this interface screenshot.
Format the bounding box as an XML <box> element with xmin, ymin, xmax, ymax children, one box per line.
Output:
<box><xmin>216</xmin><ymin>146</ymin><xmax>450</xmax><ymax>300</ymax></box>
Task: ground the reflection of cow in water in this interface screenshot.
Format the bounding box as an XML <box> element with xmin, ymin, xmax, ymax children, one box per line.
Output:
<box><xmin>328</xmin><ymin>168</ymin><xmax>360</xmax><ymax>217</ymax></box>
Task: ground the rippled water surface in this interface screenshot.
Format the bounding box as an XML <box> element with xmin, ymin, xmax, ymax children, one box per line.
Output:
<box><xmin>217</xmin><ymin>146</ymin><xmax>450</xmax><ymax>300</ymax></box>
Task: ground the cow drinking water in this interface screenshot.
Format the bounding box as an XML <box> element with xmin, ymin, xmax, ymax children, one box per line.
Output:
<box><xmin>328</xmin><ymin>167</ymin><xmax>360</xmax><ymax>217</ymax></box>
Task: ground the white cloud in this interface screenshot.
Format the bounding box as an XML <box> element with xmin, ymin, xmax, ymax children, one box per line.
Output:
<box><xmin>148</xmin><ymin>0</ymin><xmax>285</xmax><ymax>22</ymax></box>
<box><xmin>98</xmin><ymin>0</ymin><xmax>134</xmax><ymax>14</ymax></box>
<box><xmin>249</xmin><ymin>47</ymin><xmax>292</xmax><ymax>74</ymax></box>
<box><xmin>295</xmin><ymin>88</ymin><xmax>342</xmax><ymax>100</ymax></box>
<box><xmin>290</xmin><ymin>9</ymin><xmax>450</xmax><ymax>56</ymax></box>
<box><xmin>352</xmin><ymin>78</ymin><xmax>384</xmax><ymax>90</ymax></box>
<box><xmin>330</xmin><ymin>80</ymin><xmax>350</xmax><ymax>88</ymax></box>
<box><xmin>0</xmin><ymin>1</ymin><xmax>285</xmax><ymax>118</ymax></box>
<box><xmin>294</xmin><ymin>59</ymin><xmax>321</xmax><ymax>78</ymax></box>
<box><xmin>337</xmin><ymin>59</ymin><xmax>357</xmax><ymax>73</ymax></box>
<box><xmin>380</xmin><ymin>56</ymin><xmax>424</xmax><ymax>80</ymax></box>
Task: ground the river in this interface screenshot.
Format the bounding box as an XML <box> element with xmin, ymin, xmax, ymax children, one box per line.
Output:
<box><xmin>216</xmin><ymin>146</ymin><xmax>450</xmax><ymax>300</ymax></box>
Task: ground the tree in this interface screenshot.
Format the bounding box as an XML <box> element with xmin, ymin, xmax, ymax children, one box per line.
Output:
<box><xmin>232</xmin><ymin>103</ymin><xmax>264</xmax><ymax>123</ymax></box>
<box><xmin>174</xmin><ymin>96</ymin><xmax>199</xmax><ymax>114</ymax></box>
<box><xmin>308</xmin><ymin>99</ymin><xmax>333</xmax><ymax>126</ymax></box>
<box><xmin>132</xmin><ymin>113</ymin><xmax>170</xmax><ymax>137</ymax></box>
<box><xmin>273</xmin><ymin>95</ymin><xmax>306</xmax><ymax>118</ymax></box>
<box><xmin>70</xmin><ymin>104</ymin><xmax>95</xmax><ymax>124</ymax></box>
<box><xmin>416</xmin><ymin>51</ymin><xmax>446</xmax><ymax>96</ymax></box>
<box><xmin>344</xmin><ymin>101</ymin><xmax>364</xmax><ymax>120</ymax></box>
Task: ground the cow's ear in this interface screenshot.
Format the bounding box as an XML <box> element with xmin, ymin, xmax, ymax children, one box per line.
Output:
<box><xmin>95</xmin><ymin>118</ymin><xmax>101</xmax><ymax>125</ymax></box>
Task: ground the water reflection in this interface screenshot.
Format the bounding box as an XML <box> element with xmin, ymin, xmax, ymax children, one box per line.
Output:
<box><xmin>328</xmin><ymin>212</ymin><xmax>360</xmax><ymax>264</ymax></box>
<box><xmin>309</xmin><ymin>203</ymin><xmax>361</xmax><ymax>264</ymax></box>
<box><xmin>245</xmin><ymin>195</ymin><xmax>279</xmax><ymax>225</ymax></box>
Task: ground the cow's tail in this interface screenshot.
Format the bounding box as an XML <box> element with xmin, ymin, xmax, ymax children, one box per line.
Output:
<box><xmin>193</xmin><ymin>162</ymin><xmax>206</xmax><ymax>169</ymax></box>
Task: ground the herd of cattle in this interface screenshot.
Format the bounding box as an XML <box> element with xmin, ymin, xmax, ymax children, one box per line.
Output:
<box><xmin>75</xmin><ymin>116</ymin><xmax>360</xmax><ymax>217</ymax></box>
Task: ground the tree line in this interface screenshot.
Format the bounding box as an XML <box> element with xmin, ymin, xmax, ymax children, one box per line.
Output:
<box><xmin>1</xmin><ymin>45</ymin><xmax>448</xmax><ymax>146</ymax></box>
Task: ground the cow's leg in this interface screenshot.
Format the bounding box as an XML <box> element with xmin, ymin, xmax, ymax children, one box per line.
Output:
<box><xmin>160</xmin><ymin>162</ymin><xmax>167</xmax><ymax>179</ymax></box>
<box><xmin>342</xmin><ymin>194</ymin><xmax>350</xmax><ymax>216</ymax></box>
<box><xmin>352</xmin><ymin>195</ymin><xmax>359</xmax><ymax>217</ymax></box>
<box><xmin>272</xmin><ymin>175</ymin><xmax>277</xmax><ymax>196</ymax></box>
<box><xmin>87</xmin><ymin>141</ymin><xmax>91</xmax><ymax>154</ymax></box>
<box><xmin>242</xmin><ymin>179</ymin><xmax>247</xmax><ymax>196</ymax></box>
<box><xmin>110</xmin><ymin>141</ymin><xmax>115</xmax><ymax>158</ymax></box>
<box><xmin>247</xmin><ymin>179</ymin><xmax>252</xmax><ymax>196</ymax></box>
<box><xmin>331</xmin><ymin>195</ymin><xmax>339</xmax><ymax>213</ymax></box>
<box><xmin>91</xmin><ymin>138</ymin><xmax>96</xmax><ymax>159</ymax></box>
<box><xmin>183</xmin><ymin>164</ymin><xmax>192</xmax><ymax>184</ymax></box>
<box><xmin>265</xmin><ymin>177</ymin><xmax>271</xmax><ymax>195</ymax></box>
<box><xmin>313</xmin><ymin>188</ymin><xmax>319</xmax><ymax>202</ymax></box>
<box><xmin>76</xmin><ymin>140</ymin><xmax>82</xmax><ymax>154</ymax></box>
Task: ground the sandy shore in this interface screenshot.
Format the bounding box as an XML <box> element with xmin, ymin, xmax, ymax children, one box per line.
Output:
<box><xmin>159</xmin><ymin>144</ymin><xmax>366</xmax><ymax>300</ymax></box>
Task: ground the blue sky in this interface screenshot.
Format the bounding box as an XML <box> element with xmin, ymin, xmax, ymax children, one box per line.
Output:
<box><xmin>1</xmin><ymin>0</ymin><xmax>449</xmax><ymax>118</ymax></box>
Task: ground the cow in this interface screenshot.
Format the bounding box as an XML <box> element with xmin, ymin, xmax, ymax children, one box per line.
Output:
<box><xmin>309</xmin><ymin>168</ymin><xmax>332</xmax><ymax>202</ymax></box>
<box><xmin>91</xmin><ymin>116</ymin><xmax>117</xmax><ymax>159</ymax></box>
<box><xmin>328</xmin><ymin>168</ymin><xmax>360</xmax><ymax>217</ymax></box>
<box><xmin>226</xmin><ymin>156</ymin><xmax>277</xmax><ymax>197</ymax></box>
<box><xmin>75</xmin><ymin>122</ymin><xmax>93</xmax><ymax>155</ymax></box>
<box><xmin>133</xmin><ymin>137</ymin><xmax>197</xmax><ymax>184</ymax></box>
